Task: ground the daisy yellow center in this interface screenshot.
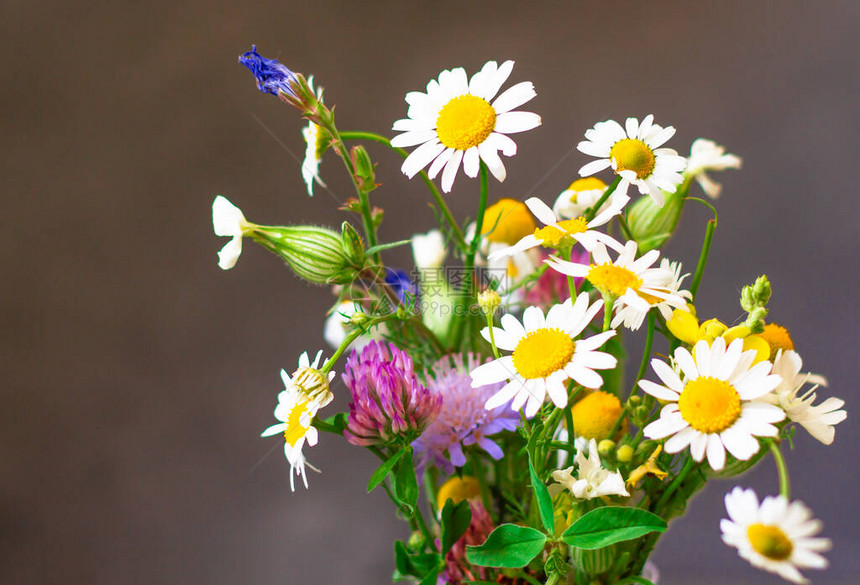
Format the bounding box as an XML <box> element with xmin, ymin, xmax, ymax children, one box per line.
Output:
<box><xmin>747</xmin><ymin>524</ymin><xmax>794</xmax><ymax>561</ymax></box>
<box><xmin>534</xmin><ymin>218</ymin><xmax>588</xmax><ymax>248</ymax></box>
<box><xmin>678</xmin><ymin>377</ymin><xmax>741</xmax><ymax>433</ymax></box>
<box><xmin>567</xmin><ymin>177</ymin><xmax>607</xmax><ymax>195</ymax></box>
<box><xmin>570</xmin><ymin>391</ymin><xmax>623</xmax><ymax>440</ymax></box>
<box><xmin>512</xmin><ymin>327</ymin><xmax>575</xmax><ymax>379</ymax></box>
<box><xmin>283</xmin><ymin>399</ymin><xmax>311</xmax><ymax>447</ymax></box>
<box><xmin>759</xmin><ymin>323</ymin><xmax>794</xmax><ymax>359</ymax></box>
<box><xmin>587</xmin><ymin>264</ymin><xmax>642</xmax><ymax>298</ymax></box>
<box><xmin>436</xmin><ymin>94</ymin><xmax>496</xmax><ymax>151</ymax></box>
<box><xmin>610</xmin><ymin>138</ymin><xmax>656</xmax><ymax>179</ymax></box>
<box><xmin>482</xmin><ymin>198</ymin><xmax>536</xmax><ymax>244</ymax></box>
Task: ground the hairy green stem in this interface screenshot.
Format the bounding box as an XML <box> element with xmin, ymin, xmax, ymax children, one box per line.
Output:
<box><xmin>584</xmin><ymin>176</ymin><xmax>622</xmax><ymax>222</ymax></box>
<box><xmin>770</xmin><ymin>440</ymin><xmax>791</xmax><ymax>499</ymax></box>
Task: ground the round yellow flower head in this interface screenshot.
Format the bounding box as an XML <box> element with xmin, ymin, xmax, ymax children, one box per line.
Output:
<box><xmin>436</xmin><ymin>476</ymin><xmax>481</xmax><ymax>510</ymax></box>
<box><xmin>570</xmin><ymin>390</ymin><xmax>623</xmax><ymax>440</ymax></box>
<box><xmin>566</xmin><ymin>177</ymin><xmax>607</xmax><ymax>202</ymax></box>
<box><xmin>481</xmin><ymin>198</ymin><xmax>536</xmax><ymax>245</ymax></box>
<box><xmin>759</xmin><ymin>323</ymin><xmax>795</xmax><ymax>360</ymax></box>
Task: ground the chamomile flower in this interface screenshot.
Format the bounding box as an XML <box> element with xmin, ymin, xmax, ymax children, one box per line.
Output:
<box><xmin>212</xmin><ymin>195</ymin><xmax>253</xmax><ymax>270</ymax></box>
<box><xmin>391</xmin><ymin>60</ymin><xmax>541</xmax><ymax>193</ymax></box>
<box><xmin>765</xmin><ymin>350</ymin><xmax>846</xmax><ymax>445</ymax></box>
<box><xmin>547</xmin><ymin>240</ymin><xmax>690</xmax><ymax>331</ymax></box>
<box><xmin>553</xmin><ymin>177</ymin><xmax>628</xmax><ymax>220</ymax></box>
<box><xmin>686</xmin><ymin>138</ymin><xmax>742</xmax><ymax>199</ymax></box>
<box><xmin>639</xmin><ymin>338</ymin><xmax>785</xmax><ymax>471</ymax></box>
<box><xmin>300</xmin><ymin>78</ymin><xmax>328</xmax><ymax>196</ymax></box>
<box><xmin>549</xmin><ymin>438</ymin><xmax>629</xmax><ymax>500</ymax></box>
<box><xmin>469</xmin><ymin>292</ymin><xmax>617</xmax><ymax>418</ymax></box>
<box><xmin>721</xmin><ymin>487</ymin><xmax>831</xmax><ymax>583</ymax></box>
<box><xmin>261</xmin><ymin>351</ymin><xmax>336</xmax><ymax>491</ymax></box>
<box><xmin>487</xmin><ymin>196</ymin><xmax>624</xmax><ymax>261</ymax></box>
<box><xmin>577</xmin><ymin>115</ymin><xmax>687</xmax><ymax>205</ymax></box>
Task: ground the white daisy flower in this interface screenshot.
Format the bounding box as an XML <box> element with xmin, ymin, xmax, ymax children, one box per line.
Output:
<box><xmin>721</xmin><ymin>487</ymin><xmax>831</xmax><ymax>584</ymax></box>
<box><xmin>469</xmin><ymin>292</ymin><xmax>617</xmax><ymax>418</ymax></box>
<box><xmin>553</xmin><ymin>177</ymin><xmax>628</xmax><ymax>220</ymax></box>
<box><xmin>764</xmin><ymin>350</ymin><xmax>846</xmax><ymax>445</ymax></box>
<box><xmin>686</xmin><ymin>138</ymin><xmax>741</xmax><ymax>199</ymax></box>
<box><xmin>639</xmin><ymin>337</ymin><xmax>785</xmax><ymax>471</ymax></box>
<box><xmin>391</xmin><ymin>60</ymin><xmax>541</xmax><ymax>193</ymax></box>
<box><xmin>549</xmin><ymin>438</ymin><xmax>629</xmax><ymax>500</ymax></box>
<box><xmin>300</xmin><ymin>77</ymin><xmax>328</xmax><ymax>197</ymax></box>
<box><xmin>261</xmin><ymin>351</ymin><xmax>336</xmax><ymax>491</ymax></box>
<box><xmin>487</xmin><ymin>196</ymin><xmax>625</xmax><ymax>261</ymax></box>
<box><xmin>611</xmin><ymin>258</ymin><xmax>692</xmax><ymax>331</ymax></box>
<box><xmin>547</xmin><ymin>239</ymin><xmax>690</xmax><ymax>331</ymax></box>
<box><xmin>577</xmin><ymin>115</ymin><xmax>687</xmax><ymax>206</ymax></box>
<box><xmin>212</xmin><ymin>195</ymin><xmax>253</xmax><ymax>270</ymax></box>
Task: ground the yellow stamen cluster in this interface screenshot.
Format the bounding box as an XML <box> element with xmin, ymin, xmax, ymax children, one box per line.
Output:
<box><xmin>609</xmin><ymin>138</ymin><xmax>656</xmax><ymax>179</ymax></box>
<box><xmin>534</xmin><ymin>218</ymin><xmax>588</xmax><ymax>248</ymax></box>
<box><xmin>759</xmin><ymin>323</ymin><xmax>795</xmax><ymax>360</ymax></box>
<box><xmin>570</xmin><ymin>390</ymin><xmax>623</xmax><ymax>440</ymax></box>
<box><xmin>283</xmin><ymin>398</ymin><xmax>311</xmax><ymax>447</ymax></box>
<box><xmin>587</xmin><ymin>264</ymin><xmax>642</xmax><ymax>298</ymax></box>
<box><xmin>678</xmin><ymin>377</ymin><xmax>741</xmax><ymax>433</ymax></box>
<box><xmin>747</xmin><ymin>524</ymin><xmax>794</xmax><ymax>561</ymax></box>
<box><xmin>512</xmin><ymin>327</ymin><xmax>575</xmax><ymax>379</ymax></box>
<box><xmin>436</xmin><ymin>95</ymin><xmax>496</xmax><ymax>151</ymax></box>
<box><xmin>482</xmin><ymin>198</ymin><xmax>536</xmax><ymax>244</ymax></box>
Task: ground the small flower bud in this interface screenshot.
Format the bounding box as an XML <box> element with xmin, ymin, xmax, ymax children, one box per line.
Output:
<box><xmin>598</xmin><ymin>439</ymin><xmax>616</xmax><ymax>458</ymax></box>
<box><xmin>477</xmin><ymin>289</ymin><xmax>501</xmax><ymax>317</ymax></box>
<box><xmin>406</xmin><ymin>531</ymin><xmax>425</xmax><ymax>552</ymax></box>
<box><xmin>340</xmin><ymin>222</ymin><xmax>365</xmax><ymax>266</ymax></box>
<box><xmin>626</xmin><ymin>180</ymin><xmax>690</xmax><ymax>253</ymax></box>
<box><xmin>617</xmin><ymin>444</ymin><xmax>634</xmax><ymax>463</ymax></box>
<box><xmin>351</xmin><ymin>145</ymin><xmax>377</xmax><ymax>192</ymax></box>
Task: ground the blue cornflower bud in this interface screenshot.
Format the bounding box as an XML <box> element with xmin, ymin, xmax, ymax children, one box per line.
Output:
<box><xmin>238</xmin><ymin>45</ymin><xmax>298</xmax><ymax>97</ymax></box>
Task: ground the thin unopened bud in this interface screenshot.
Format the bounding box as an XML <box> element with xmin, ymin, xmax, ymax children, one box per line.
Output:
<box><xmin>478</xmin><ymin>289</ymin><xmax>501</xmax><ymax>316</ymax></box>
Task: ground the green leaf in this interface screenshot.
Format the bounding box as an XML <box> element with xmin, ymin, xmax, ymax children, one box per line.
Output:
<box><xmin>392</xmin><ymin>448</ymin><xmax>419</xmax><ymax>515</ymax></box>
<box><xmin>528</xmin><ymin>458</ymin><xmax>554</xmax><ymax>535</ymax></box>
<box><xmin>365</xmin><ymin>238</ymin><xmax>413</xmax><ymax>256</ymax></box>
<box><xmin>610</xmin><ymin>577</ymin><xmax>655</xmax><ymax>585</ymax></box>
<box><xmin>393</xmin><ymin>541</ymin><xmax>440</xmax><ymax>578</ymax></box>
<box><xmin>440</xmin><ymin>498</ymin><xmax>472</xmax><ymax>555</ymax></box>
<box><xmin>465</xmin><ymin>524</ymin><xmax>547</xmax><ymax>568</ymax></box>
<box><xmin>417</xmin><ymin>567</ymin><xmax>440</xmax><ymax>585</ymax></box>
<box><xmin>367</xmin><ymin>450</ymin><xmax>405</xmax><ymax>493</ymax></box>
<box><xmin>561</xmin><ymin>507</ymin><xmax>667</xmax><ymax>550</ymax></box>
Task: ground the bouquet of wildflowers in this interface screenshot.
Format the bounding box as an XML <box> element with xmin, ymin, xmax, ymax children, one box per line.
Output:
<box><xmin>213</xmin><ymin>47</ymin><xmax>847</xmax><ymax>585</ymax></box>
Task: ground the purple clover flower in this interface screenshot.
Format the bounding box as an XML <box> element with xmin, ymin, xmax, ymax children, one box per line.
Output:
<box><xmin>413</xmin><ymin>353</ymin><xmax>520</xmax><ymax>474</ymax></box>
<box><xmin>343</xmin><ymin>341</ymin><xmax>441</xmax><ymax>447</ymax></box>
<box><xmin>238</xmin><ymin>46</ymin><xmax>299</xmax><ymax>97</ymax></box>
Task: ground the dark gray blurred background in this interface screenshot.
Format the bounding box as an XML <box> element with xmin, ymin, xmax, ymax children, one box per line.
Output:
<box><xmin>2</xmin><ymin>1</ymin><xmax>858</xmax><ymax>583</ymax></box>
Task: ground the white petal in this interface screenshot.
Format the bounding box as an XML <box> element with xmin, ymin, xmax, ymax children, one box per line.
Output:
<box><xmin>427</xmin><ymin>147</ymin><xmax>454</xmax><ymax>179</ymax></box>
<box><xmin>481</xmin><ymin>60</ymin><xmax>514</xmax><ymax>101</ymax></box>
<box><xmin>217</xmin><ymin>237</ymin><xmax>243</xmax><ymax>270</ymax></box>
<box><xmin>261</xmin><ymin>423</ymin><xmax>287</xmax><ymax>437</ymax></box>
<box><xmin>494</xmin><ymin>111</ymin><xmax>542</xmax><ymax>134</ymax></box>
<box><xmin>578</xmin><ymin>158</ymin><xmax>612</xmax><ymax>177</ymax></box>
<box><xmin>525</xmin><ymin>197</ymin><xmax>557</xmax><ymax>226</ymax></box>
<box><xmin>663</xmin><ymin>426</ymin><xmax>697</xmax><ymax>452</ymax></box>
<box><xmin>478</xmin><ymin>141</ymin><xmax>507</xmax><ymax>182</ymax></box>
<box><xmin>638</xmin><ymin>379</ymin><xmax>679</xmax><ymax>402</ymax></box>
<box><xmin>492</xmin><ymin>81</ymin><xmax>536</xmax><ymax>114</ymax></box>
<box><xmin>706</xmin><ymin>434</ymin><xmax>726</xmax><ymax>470</ymax></box>
<box><xmin>462</xmin><ymin>146</ymin><xmax>481</xmax><ymax>178</ymax></box>
<box><xmin>440</xmin><ymin>150</ymin><xmax>464</xmax><ymax>193</ymax></box>
<box><xmin>212</xmin><ymin>196</ymin><xmax>246</xmax><ymax>237</ymax></box>
<box><xmin>471</xmin><ymin>356</ymin><xmax>516</xmax><ymax>386</ymax></box>
<box><xmin>390</xmin><ymin>129</ymin><xmax>438</xmax><ymax>148</ymax></box>
<box><xmin>522</xmin><ymin>305</ymin><xmax>546</xmax><ymax>331</ymax></box>
<box><xmin>401</xmin><ymin>140</ymin><xmax>445</xmax><ymax>178</ymax></box>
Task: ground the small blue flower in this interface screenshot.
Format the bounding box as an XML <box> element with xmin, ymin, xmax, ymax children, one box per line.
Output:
<box><xmin>238</xmin><ymin>46</ymin><xmax>298</xmax><ymax>97</ymax></box>
<box><xmin>385</xmin><ymin>268</ymin><xmax>418</xmax><ymax>303</ymax></box>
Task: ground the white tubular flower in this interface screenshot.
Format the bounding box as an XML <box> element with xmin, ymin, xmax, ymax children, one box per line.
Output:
<box><xmin>686</xmin><ymin>138</ymin><xmax>742</xmax><ymax>199</ymax></box>
<box><xmin>549</xmin><ymin>439</ymin><xmax>629</xmax><ymax>500</ymax></box>
<box><xmin>764</xmin><ymin>350</ymin><xmax>846</xmax><ymax>445</ymax></box>
<box><xmin>261</xmin><ymin>351</ymin><xmax>335</xmax><ymax>491</ymax></box>
<box><xmin>469</xmin><ymin>293</ymin><xmax>617</xmax><ymax>418</ymax></box>
<box><xmin>212</xmin><ymin>195</ymin><xmax>253</xmax><ymax>270</ymax></box>
<box><xmin>488</xmin><ymin>196</ymin><xmax>625</xmax><ymax>261</ymax></box>
<box><xmin>412</xmin><ymin>229</ymin><xmax>447</xmax><ymax>270</ymax></box>
<box><xmin>577</xmin><ymin>115</ymin><xmax>687</xmax><ymax>206</ymax></box>
<box><xmin>639</xmin><ymin>338</ymin><xmax>785</xmax><ymax>471</ymax></box>
<box><xmin>391</xmin><ymin>60</ymin><xmax>541</xmax><ymax>193</ymax></box>
<box><xmin>721</xmin><ymin>487</ymin><xmax>831</xmax><ymax>584</ymax></box>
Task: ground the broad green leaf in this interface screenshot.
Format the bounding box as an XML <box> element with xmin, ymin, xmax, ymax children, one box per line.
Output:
<box><xmin>418</xmin><ymin>567</ymin><xmax>440</xmax><ymax>585</ymax></box>
<box><xmin>465</xmin><ymin>524</ymin><xmax>547</xmax><ymax>568</ymax></box>
<box><xmin>393</xmin><ymin>540</ymin><xmax>440</xmax><ymax>578</ymax></box>
<box><xmin>440</xmin><ymin>498</ymin><xmax>472</xmax><ymax>554</ymax></box>
<box><xmin>528</xmin><ymin>458</ymin><xmax>554</xmax><ymax>535</ymax></box>
<box><xmin>392</xmin><ymin>448</ymin><xmax>418</xmax><ymax>515</ymax></box>
<box><xmin>367</xmin><ymin>450</ymin><xmax>405</xmax><ymax>493</ymax></box>
<box><xmin>561</xmin><ymin>506</ymin><xmax>667</xmax><ymax>550</ymax></box>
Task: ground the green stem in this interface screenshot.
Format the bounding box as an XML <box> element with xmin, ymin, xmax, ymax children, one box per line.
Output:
<box><xmin>321</xmin><ymin>314</ymin><xmax>396</xmax><ymax>373</ymax></box>
<box><xmin>632</xmin><ymin>313</ymin><xmax>655</xmax><ymax>394</ymax></box>
<box><xmin>584</xmin><ymin>176</ymin><xmax>621</xmax><ymax>222</ymax></box>
<box><xmin>616</xmin><ymin>213</ymin><xmax>634</xmax><ymax>241</ymax></box>
<box><xmin>655</xmin><ymin>455</ymin><xmax>695</xmax><ymax>513</ymax></box>
<box><xmin>340</xmin><ymin>130</ymin><xmax>466</xmax><ymax>250</ymax></box>
<box><xmin>485</xmin><ymin>313</ymin><xmax>500</xmax><ymax>358</ymax></box>
<box><xmin>769</xmin><ymin>440</ymin><xmax>790</xmax><ymax>499</ymax></box>
<box><xmin>686</xmin><ymin>197</ymin><xmax>718</xmax><ymax>300</ymax></box>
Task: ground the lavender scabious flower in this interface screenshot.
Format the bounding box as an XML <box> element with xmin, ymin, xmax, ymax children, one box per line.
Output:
<box><xmin>239</xmin><ymin>45</ymin><xmax>299</xmax><ymax>97</ymax></box>
<box><xmin>413</xmin><ymin>354</ymin><xmax>519</xmax><ymax>474</ymax></box>
<box><xmin>343</xmin><ymin>341</ymin><xmax>441</xmax><ymax>447</ymax></box>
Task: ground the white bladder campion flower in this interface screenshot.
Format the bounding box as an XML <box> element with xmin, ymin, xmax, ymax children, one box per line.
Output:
<box><xmin>721</xmin><ymin>487</ymin><xmax>831</xmax><ymax>584</ymax></box>
<box><xmin>685</xmin><ymin>138</ymin><xmax>742</xmax><ymax>198</ymax></box>
<box><xmin>549</xmin><ymin>438</ymin><xmax>629</xmax><ymax>500</ymax></box>
<box><xmin>212</xmin><ymin>195</ymin><xmax>253</xmax><ymax>270</ymax></box>
<box><xmin>391</xmin><ymin>60</ymin><xmax>541</xmax><ymax>193</ymax></box>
